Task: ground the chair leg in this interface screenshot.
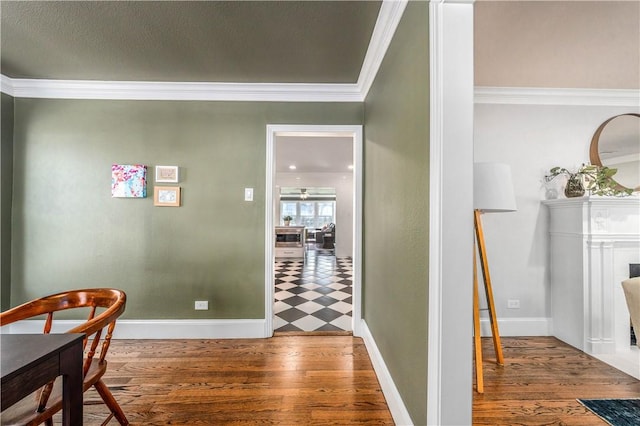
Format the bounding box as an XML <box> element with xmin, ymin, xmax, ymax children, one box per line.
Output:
<box><xmin>94</xmin><ymin>379</ymin><xmax>129</xmax><ymax>425</ymax></box>
<box><xmin>45</xmin><ymin>419</ymin><xmax>54</xmax><ymax>426</ymax></box>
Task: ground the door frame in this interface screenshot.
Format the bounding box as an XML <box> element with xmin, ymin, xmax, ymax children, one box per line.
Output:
<box><xmin>265</xmin><ymin>124</ymin><xmax>363</xmax><ymax>337</ymax></box>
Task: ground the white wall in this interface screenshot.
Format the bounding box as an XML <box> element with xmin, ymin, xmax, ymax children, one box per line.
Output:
<box><xmin>473</xmin><ymin>99</ymin><xmax>640</xmax><ymax>334</ymax></box>
<box><xmin>275</xmin><ymin>172</ymin><xmax>353</xmax><ymax>258</ymax></box>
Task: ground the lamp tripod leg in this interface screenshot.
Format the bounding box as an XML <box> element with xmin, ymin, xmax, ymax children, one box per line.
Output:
<box><xmin>473</xmin><ymin>248</ymin><xmax>484</xmax><ymax>393</ymax></box>
<box><xmin>474</xmin><ymin>209</ymin><xmax>504</xmax><ymax>366</ymax></box>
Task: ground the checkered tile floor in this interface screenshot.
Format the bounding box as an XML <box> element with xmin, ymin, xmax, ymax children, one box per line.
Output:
<box><xmin>274</xmin><ymin>252</ymin><xmax>352</xmax><ymax>332</ymax></box>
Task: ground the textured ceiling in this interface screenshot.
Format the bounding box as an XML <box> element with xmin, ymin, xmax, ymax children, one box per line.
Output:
<box><xmin>0</xmin><ymin>1</ymin><xmax>381</xmax><ymax>83</ymax></box>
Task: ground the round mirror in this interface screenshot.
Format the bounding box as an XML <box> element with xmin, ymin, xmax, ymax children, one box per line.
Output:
<box><xmin>590</xmin><ymin>113</ymin><xmax>640</xmax><ymax>192</ymax></box>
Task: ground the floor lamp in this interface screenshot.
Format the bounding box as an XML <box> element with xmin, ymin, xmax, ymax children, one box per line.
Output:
<box><xmin>473</xmin><ymin>162</ymin><xmax>517</xmax><ymax>393</ymax></box>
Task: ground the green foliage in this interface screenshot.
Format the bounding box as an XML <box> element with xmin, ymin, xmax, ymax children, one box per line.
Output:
<box><xmin>283</xmin><ymin>215</ymin><xmax>293</xmax><ymax>221</ymax></box>
<box><xmin>545</xmin><ymin>164</ymin><xmax>632</xmax><ymax>197</ymax></box>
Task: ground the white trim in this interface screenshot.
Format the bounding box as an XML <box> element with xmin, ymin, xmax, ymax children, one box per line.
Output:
<box><xmin>479</xmin><ymin>317</ymin><xmax>552</xmax><ymax>337</ymax></box>
<box><xmin>1</xmin><ymin>74</ymin><xmax>14</xmax><ymax>96</ymax></box>
<box><xmin>428</xmin><ymin>1</ymin><xmax>475</xmax><ymax>425</ymax></box>
<box><xmin>360</xmin><ymin>320</ymin><xmax>413</xmax><ymax>426</ymax></box>
<box><xmin>357</xmin><ymin>0</ymin><xmax>408</xmax><ymax>98</ymax></box>
<box><xmin>427</xmin><ymin>0</ymin><xmax>445</xmax><ymax>423</ymax></box>
<box><xmin>265</xmin><ymin>126</ymin><xmax>276</xmax><ymax>337</ymax></box>
<box><xmin>3</xmin><ymin>78</ymin><xmax>363</xmax><ymax>102</ymax></box>
<box><xmin>5</xmin><ymin>77</ymin><xmax>638</xmax><ymax>107</ymax></box>
<box><xmin>351</xmin><ymin>126</ymin><xmax>364</xmax><ymax>337</ymax></box>
<box><xmin>475</xmin><ymin>86</ymin><xmax>640</xmax><ymax>107</ymax></box>
<box><xmin>3</xmin><ymin>319</ymin><xmax>266</xmax><ymax>339</ymax></box>
<box><xmin>1</xmin><ymin>314</ymin><xmax>552</xmax><ymax>344</ymax></box>
<box><xmin>264</xmin><ymin>125</ymin><xmax>363</xmax><ymax>337</ymax></box>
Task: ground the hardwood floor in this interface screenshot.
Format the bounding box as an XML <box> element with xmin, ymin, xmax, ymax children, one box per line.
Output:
<box><xmin>77</xmin><ymin>335</ymin><xmax>394</xmax><ymax>425</ymax></box>
<box><xmin>473</xmin><ymin>337</ymin><xmax>640</xmax><ymax>425</ymax></box>
<box><xmin>45</xmin><ymin>335</ymin><xmax>639</xmax><ymax>425</ymax></box>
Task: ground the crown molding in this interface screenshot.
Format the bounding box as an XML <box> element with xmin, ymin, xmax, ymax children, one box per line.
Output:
<box><xmin>475</xmin><ymin>86</ymin><xmax>640</xmax><ymax>107</ymax></box>
<box><xmin>1</xmin><ymin>74</ymin><xmax>14</xmax><ymax>96</ymax></box>
<box><xmin>357</xmin><ymin>0</ymin><xmax>408</xmax><ymax>98</ymax></box>
<box><xmin>0</xmin><ymin>0</ymin><xmax>411</xmax><ymax>102</ymax></box>
<box><xmin>5</xmin><ymin>81</ymin><xmax>639</xmax><ymax>107</ymax></box>
<box><xmin>1</xmin><ymin>77</ymin><xmax>364</xmax><ymax>102</ymax></box>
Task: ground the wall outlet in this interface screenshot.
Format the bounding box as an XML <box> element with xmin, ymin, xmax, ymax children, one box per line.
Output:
<box><xmin>194</xmin><ymin>300</ymin><xmax>209</xmax><ymax>310</ymax></box>
<box><xmin>507</xmin><ymin>299</ymin><xmax>520</xmax><ymax>309</ymax></box>
<box><xmin>244</xmin><ymin>188</ymin><xmax>253</xmax><ymax>201</ymax></box>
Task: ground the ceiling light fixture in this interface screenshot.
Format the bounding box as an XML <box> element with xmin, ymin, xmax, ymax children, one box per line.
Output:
<box><xmin>289</xmin><ymin>165</ymin><xmax>297</xmax><ymax>170</ymax></box>
<box><xmin>300</xmin><ymin>188</ymin><xmax>309</xmax><ymax>200</ymax></box>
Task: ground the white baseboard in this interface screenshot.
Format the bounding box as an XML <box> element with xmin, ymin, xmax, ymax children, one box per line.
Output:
<box><xmin>360</xmin><ymin>320</ymin><xmax>413</xmax><ymax>426</ymax></box>
<box><xmin>4</xmin><ymin>316</ymin><xmax>550</xmax><ymax>338</ymax></box>
<box><xmin>479</xmin><ymin>317</ymin><xmax>552</xmax><ymax>337</ymax></box>
<box><xmin>4</xmin><ymin>319</ymin><xmax>268</xmax><ymax>339</ymax></box>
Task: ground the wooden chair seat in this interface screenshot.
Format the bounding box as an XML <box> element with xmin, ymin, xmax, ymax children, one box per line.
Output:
<box><xmin>0</xmin><ymin>288</ymin><xmax>128</xmax><ymax>425</ymax></box>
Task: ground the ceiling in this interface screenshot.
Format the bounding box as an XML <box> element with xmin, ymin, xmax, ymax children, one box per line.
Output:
<box><xmin>0</xmin><ymin>1</ymin><xmax>381</xmax><ymax>84</ymax></box>
<box><xmin>276</xmin><ymin>135</ymin><xmax>353</xmax><ymax>174</ymax></box>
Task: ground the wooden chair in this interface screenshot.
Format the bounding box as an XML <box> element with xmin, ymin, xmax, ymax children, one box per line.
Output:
<box><xmin>0</xmin><ymin>288</ymin><xmax>129</xmax><ymax>425</ymax></box>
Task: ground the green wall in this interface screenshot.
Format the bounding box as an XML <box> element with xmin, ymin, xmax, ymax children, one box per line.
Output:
<box><xmin>363</xmin><ymin>2</ymin><xmax>429</xmax><ymax>424</ymax></box>
<box><xmin>1</xmin><ymin>93</ymin><xmax>14</xmax><ymax>310</ymax></box>
<box><xmin>10</xmin><ymin>99</ymin><xmax>361</xmax><ymax>318</ymax></box>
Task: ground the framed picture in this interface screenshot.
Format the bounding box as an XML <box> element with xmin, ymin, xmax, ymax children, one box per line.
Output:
<box><xmin>111</xmin><ymin>164</ymin><xmax>147</xmax><ymax>198</ymax></box>
<box><xmin>155</xmin><ymin>165</ymin><xmax>179</xmax><ymax>183</ymax></box>
<box><xmin>154</xmin><ymin>186</ymin><xmax>181</xmax><ymax>207</ymax></box>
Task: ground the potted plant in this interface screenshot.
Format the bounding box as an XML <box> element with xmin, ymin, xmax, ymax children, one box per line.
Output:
<box><xmin>283</xmin><ymin>215</ymin><xmax>293</xmax><ymax>226</ymax></box>
<box><xmin>545</xmin><ymin>164</ymin><xmax>632</xmax><ymax>198</ymax></box>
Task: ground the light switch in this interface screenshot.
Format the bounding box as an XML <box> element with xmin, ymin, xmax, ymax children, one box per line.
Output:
<box><xmin>244</xmin><ymin>188</ymin><xmax>254</xmax><ymax>201</ymax></box>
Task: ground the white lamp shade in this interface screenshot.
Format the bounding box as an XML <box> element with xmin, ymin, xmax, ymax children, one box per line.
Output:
<box><xmin>474</xmin><ymin>162</ymin><xmax>517</xmax><ymax>212</ymax></box>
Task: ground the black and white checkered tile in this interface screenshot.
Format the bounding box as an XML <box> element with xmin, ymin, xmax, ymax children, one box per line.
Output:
<box><xmin>274</xmin><ymin>253</ymin><xmax>352</xmax><ymax>332</ymax></box>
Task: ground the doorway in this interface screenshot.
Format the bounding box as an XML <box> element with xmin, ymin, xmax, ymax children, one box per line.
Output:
<box><xmin>265</xmin><ymin>125</ymin><xmax>363</xmax><ymax>337</ymax></box>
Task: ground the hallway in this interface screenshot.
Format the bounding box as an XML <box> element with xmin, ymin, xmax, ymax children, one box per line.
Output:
<box><xmin>274</xmin><ymin>251</ymin><xmax>353</xmax><ymax>332</ymax></box>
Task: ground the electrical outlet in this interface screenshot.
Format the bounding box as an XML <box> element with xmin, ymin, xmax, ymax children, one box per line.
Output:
<box><xmin>507</xmin><ymin>299</ymin><xmax>520</xmax><ymax>309</ymax></box>
<box><xmin>244</xmin><ymin>188</ymin><xmax>253</xmax><ymax>201</ymax></box>
<box><xmin>194</xmin><ymin>300</ymin><xmax>209</xmax><ymax>310</ymax></box>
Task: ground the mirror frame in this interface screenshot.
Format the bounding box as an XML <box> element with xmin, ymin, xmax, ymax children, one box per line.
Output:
<box><xmin>589</xmin><ymin>113</ymin><xmax>640</xmax><ymax>191</ymax></box>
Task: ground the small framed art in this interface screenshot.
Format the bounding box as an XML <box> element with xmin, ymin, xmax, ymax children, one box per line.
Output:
<box><xmin>155</xmin><ymin>165</ymin><xmax>179</xmax><ymax>183</ymax></box>
<box><xmin>154</xmin><ymin>186</ymin><xmax>181</xmax><ymax>207</ymax></box>
<box><xmin>111</xmin><ymin>164</ymin><xmax>147</xmax><ymax>198</ymax></box>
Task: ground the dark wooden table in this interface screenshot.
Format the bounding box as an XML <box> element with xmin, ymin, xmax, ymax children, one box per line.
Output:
<box><xmin>1</xmin><ymin>333</ymin><xmax>84</xmax><ymax>425</ymax></box>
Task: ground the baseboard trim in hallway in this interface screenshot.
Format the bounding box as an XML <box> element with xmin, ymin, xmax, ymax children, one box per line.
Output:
<box><xmin>274</xmin><ymin>330</ymin><xmax>353</xmax><ymax>337</ymax></box>
<box><xmin>361</xmin><ymin>320</ymin><xmax>414</xmax><ymax>426</ymax></box>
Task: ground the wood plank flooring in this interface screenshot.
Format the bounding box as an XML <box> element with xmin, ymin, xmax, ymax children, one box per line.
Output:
<box><xmin>44</xmin><ymin>336</ymin><xmax>639</xmax><ymax>425</ymax></box>
<box><xmin>473</xmin><ymin>337</ymin><xmax>640</xmax><ymax>425</ymax></box>
<box><xmin>77</xmin><ymin>335</ymin><xmax>394</xmax><ymax>425</ymax></box>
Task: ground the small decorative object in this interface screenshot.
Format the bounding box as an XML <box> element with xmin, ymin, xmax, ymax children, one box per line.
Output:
<box><xmin>542</xmin><ymin>179</ymin><xmax>559</xmax><ymax>200</ymax></box>
<box><xmin>283</xmin><ymin>215</ymin><xmax>293</xmax><ymax>226</ymax></box>
<box><xmin>545</xmin><ymin>164</ymin><xmax>633</xmax><ymax>198</ymax></box>
<box><xmin>564</xmin><ymin>174</ymin><xmax>585</xmax><ymax>198</ymax></box>
<box><xmin>155</xmin><ymin>165</ymin><xmax>179</xmax><ymax>183</ymax></box>
<box><xmin>154</xmin><ymin>186</ymin><xmax>181</xmax><ymax>207</ymax></box>
<box><xmin>112</xmin><ymin>164</ymin><xmax>147</xmax><ymax>198</ymax></box>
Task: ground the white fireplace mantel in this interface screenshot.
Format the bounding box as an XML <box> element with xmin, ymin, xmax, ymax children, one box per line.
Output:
<box><xmin>543</xmin><ymin>196</ymin><xmax>640</xmax><ymax>355</ymax></box>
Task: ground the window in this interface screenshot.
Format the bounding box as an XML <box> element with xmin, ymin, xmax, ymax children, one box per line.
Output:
<box><xmin>280</xmin><ymin>201</ymin><xmax>335</xmax><ymax>228</ymax></box>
